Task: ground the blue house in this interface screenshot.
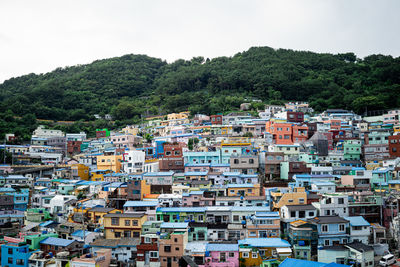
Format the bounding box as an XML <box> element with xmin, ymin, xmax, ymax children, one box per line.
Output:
<box><xmin>279</xmin><ymin>258</ymin><xmax>350</xmax><ymax>267</ymax></box>
<box><xmin>6</xmin><ymin>189</ymin><xmax>29</xmax><ymax>211</ymax></box>
<box><xmin>1</xmin><ymin>242</ymin><xmax>33</xmax><ymax>267</ymax></box>
<box><xmin>308</xmin><ymin>216</ymin><xmax>350</xmax><ymax>247</ymax></box>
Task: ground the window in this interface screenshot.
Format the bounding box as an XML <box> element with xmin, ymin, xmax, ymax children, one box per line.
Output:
<box><xmin>324</xmin><ymin>240</ymin><xmax>330</xmax><ymax>246</ymax></box>
<box><xmin>288</xmin><ymin>199</ymin><xmax>294</xmax><ymax>203</ymax></box>
<box><xmin>290</xmin><ymin>211</ymin><xmax>296</xmax><ymax>217</ymax></box>
<box><xmin>150</xmin><ymin>251</ymin><xmax>158</xmax><ymax>258</ymax></box>
<box><xmin>115</xmin><ymin>232</ymin><xmax>121</xmax><ymax>238</ymax></box>
<box><xmin>299</xmin><ymin>198</ymin><xmax>305</xmax><ymax>204</ymax></box>
<box><xmin>322</xmin><ymin>224</ymin><xmax>328</xmax><ymax>232</ymax></box>
<box><xmin>339</xmin><ymin>224</ymin><xmax>345</xmax><ymax>231</ymax></box>
<box><xmin>233</xmin><ymin>215</ymin><xmax>239</xmax><ymax>222</ymax></box>
<box><xmin>249</xmin><ymin>159</ymin><xmax>254</xmax><ymax>164</ymax></box>
<box><xmin>308</xmin><ymin>211</ymin><xmax>314</xmax><ymax>217</ymax></box>
<box><xmin>8</xmin><ymin>248</ymin><xmax>13</xmax><ymax>254</ymax></box>
<box><xmin>145</xmin><ymin>237</ymin><xmax>151</xmax><ymax>243</ymax></box>
<box><xmin>242</xmin><ymin>252</ymin><xmax>249</xmax><ymax>258</ymax></box>
<box><xmin>338</xmin><ymin>198</ymin><xmax>344</xmax><ymax>204</ymax></box>
<box><xmin>299</xmin><ymin>211</ymin><xmax>305</xmax><ymax>218</ymax></box>
<box><xmin>175</xmin><ymin>247</ymin><xmax>179</xmax><ymax>251</ymax></box>
<box><xmin>229</xmin><ymin>252</ymin><xmax>235</xmax><ymax>258</ymax></box>
<box><xmin>220</xmin><ymin>252</ymin><xmax>226</xmax><ymax>261</ymax></box>
<box><xmin>164</xmin><ymin>246</ymin><xmax>171</xmax><ymax>252</ymax></box>
<box><xmin>252</xmin><ymin>252</ymin><xmax>258</xmax><ymax>258</ymax></box>
<box><xmin>111</xmin><ymin>217</ymin><xmax>119</xmax><ymax>225</ymax></box>
<box><xmin>125</xmin><ymin>220</ymin><xmax>130</xmax><ymax>226</ymax></box>
<box><xmin>132</xmin><ymin>220</ymin><xmax>138</xmax><ymax>226</ymax></box>
<box><xmin>133</xmin><ymin>232</ymin><xmax>140</xmax><ymax>237</ymax></box>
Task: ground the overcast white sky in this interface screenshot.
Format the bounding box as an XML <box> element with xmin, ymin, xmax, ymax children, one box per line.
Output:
<box><xmin>0</xmin><ymin>0</ymin><xmax>399</xmax><ymax>82</ymax></box>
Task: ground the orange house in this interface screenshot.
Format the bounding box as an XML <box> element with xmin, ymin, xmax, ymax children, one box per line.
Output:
<box><xmin>266</xmin><ymin>121</ymin><xmax>293</xmax><ymax>145</ymax></box>
<box><xmin>292</xmin><ymin>125</ymin><xmax>308</xmax><ymax>143</ymax></box>
<box><xmin>266</xmin><ymin>121</ymin><xmax>308</xmax><ymax>145</ymax></box>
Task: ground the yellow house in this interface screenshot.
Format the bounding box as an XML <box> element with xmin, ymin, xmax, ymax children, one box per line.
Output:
<box><xmin>87</xmin><ymin>207</ymin><xmax>121</xmax><ymax>225</ymax></box>
<box><xmin>271</xmin><ymin>187</ymin><xmax>307</xmax><ymax>211</ymax></box>
<box><xmin>239</xmin><ymin>238</ymin><xmax>292</xmax><ymax>265</ymax></box>
<box><xmin>91</xmin><ymin>169</ymin><xmax>113</xmax><ymax>181</ymax></box>
<box><xmin>96</xmin><ymin>155</ymin><xmax>123</xmax><ymax>173</ymax></box>
<box><xmin>226</xmin><ymin>184</ymin><xmax>261</xmax><ymax>197</ymax></box>
<box><xmin>365</xmin><ymin>160</ymin><xmax>383</xmax><ymax>170</ymax></box>
<box><xmin>104</xmin><ymin>212</ymin><xmax>147</xmax><ymax>239</ymax></box>
<box><xmin>388</xmin><ymin>181</ymin><xmax>400</xmax><ymax>192</ymax></box>
<box><xmin>71</xmin><ymin>164</ymin><xmax>90</xmax><ymax>180</ymax></box>
<box><xmin>167</xmin><ymin>112</ymin><xmax>189</xmax><ymax>121</ymax></box>
<box><xmin>122</xmin><ymin>126</ymin><xmax>139</xmax><ymax>136</ymax></box>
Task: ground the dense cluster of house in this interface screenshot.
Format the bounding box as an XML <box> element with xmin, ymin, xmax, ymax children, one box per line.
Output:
<box><xmin>1</xmin><ymin>102</ymin><xmax>400</xmax><ymax>267</ymax></box>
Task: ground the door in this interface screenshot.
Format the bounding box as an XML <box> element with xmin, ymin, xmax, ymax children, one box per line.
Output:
<box><xmin>145</xmin><ymin>252</ymin><xmax>150</xmax><ymax>265</ymax></box>
<box><xmin>167</xmin><ymin>257</ymin><xmax>172</xmax><ymax>267</ymax></box>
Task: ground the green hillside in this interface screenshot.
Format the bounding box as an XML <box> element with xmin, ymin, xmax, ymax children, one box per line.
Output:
<box><xmin>0</xmin><ymin>46</ymin><xmax>399</xmax><ymax>140</ymax></box>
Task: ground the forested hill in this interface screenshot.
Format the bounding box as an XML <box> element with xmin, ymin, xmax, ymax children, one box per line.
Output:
<box><xmin>1</xmin><ymin>46</ymin><xmax>400</xmax><ymax>125</ymax></box>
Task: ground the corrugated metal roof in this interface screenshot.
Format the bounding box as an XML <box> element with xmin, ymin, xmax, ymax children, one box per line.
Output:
<box><xmin>40</xmin><ymin>237</ymin><xmax>75</xmax><ymax>247</ymax></box>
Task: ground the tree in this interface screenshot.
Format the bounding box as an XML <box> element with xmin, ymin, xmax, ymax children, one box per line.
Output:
<box><xmin>188</xmin><ymin>138</ymin><xmax>194</xmax><ymax>151</ymax></box>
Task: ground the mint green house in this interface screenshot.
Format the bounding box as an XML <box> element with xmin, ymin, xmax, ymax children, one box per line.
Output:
<box><xmin>299</xmin><ymin>153</ymin><xmax>319</xmax><ymax>165</ymax></box>
<box><xmin>156</xmin><ymin>207</ymin><xmax>206</xmax><ymax>222</ymax></box>
<box><xmin>25</xmin><ymin>233</ymin><xmax>58</xmax><ymax>250</ymax></box>
<box><xmin>25</xmin><ymin>208</ymin><xmax>52</xmax><ymax>223</ymax></box>
<box><xmin>280</xmin><ymin>162</ymin><xmax>289</xmax><ymax>180</ymax></box>
<box><xmin>188</xmin><ymin>223</ymin><xmax>207</xmax><ymax>241</ymax></box>
<box><xmin>343</xmin><ymin>140</ymin><xmax>362</xmax><ymax>160</ymax></box>
<box><xmin>57</xmin><ymin>184</ymin><xmax>75</xmax><ymax>195</ymax></box>
<box><xmin>367</xmin><ymin>130</ymin><xmax>390</xmax><ymax>145</ymax></box>
<box><xmin>371</xmin><ymin>168</ymin><xmax>393</xmax><ymax>189</ymax></box>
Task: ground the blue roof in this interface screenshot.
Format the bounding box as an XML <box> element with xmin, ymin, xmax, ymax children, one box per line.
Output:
<box><xmin>312</xmin><ymin>182</ymin><xmax>335</xmax><ymax>186</ymax></box>
<box><xmin>238</xmin><ymin>238</ymin><xmax>290</xmax><ymax>248</ymax></box>
<box><xmin>157</xmin><ymin>207</ymin><xmax>206</xmax><ymax>213</ymax></box>
<box><xmin>39</xmin><ymin>220</ymin><xmax>55</xmax><ymax>227</ymax></box>
<box><xmin>231</xmin><ymin>207</ymin><xmax>272</xmax><ymax>212</ymax></box>
<box><xmin>0</xmin><ymin>188</ymin><xmax>16</xmax><ymax>192</ymax></box>
<box><xmin>71</xmin><ymin>230</ymin><xmax>92</xmax><ymax>238</ymax></box>
<box><xmin>388</xmin><ymin>180</ymin><xmax>400</xmax><ymax>184</ymax></box>
<box><xmin>184</xmin><ymin>172</ymin><xmax>208</xmax><ymax>176</ymax></box>
<box><xmin>373</xmin><ymin>168</ymin><xmax>390</xmax><ymax>174</ymax></box>
<box><xmin>144</xmin><ymin>171</ymin><xmax>174</xmax><ymax>176</ymax></box>
<box><xmin>223</xmin><ymin>172</ymin><xmax>241</xmax><ymax>176</ymax></box>
<box><xmin>160</xmin><ymin>222</ymin><xmax>188</xmax><ymax>229</ymax></box>
<box><xmin>343</xmin><ymin>216</ymin><xmax>370</xmax><ymax>227</ymax></box>
<box><xmin>280</xmin><ymin>258</ymin><xmax>325</xmax><ymax>267</ymax></box>
<box><xmin>211</xmin><ymin>163</ymin><xmax>230</xmax><ymax>167</ymax></box>
<box><xmin>185</xmin><ymin>163</ymin><xmax>211</xmax><ymax>167</ymax></box>
<box><xmin>188</xmin><ymin>191</ymin><xmax>204</xmax><ymax>195</ymax></box>
<box><xmin>226</xmin><ymin>184</ymin><xmax>254</xmax><ymax>188</ymax></box>
<box><xmin>40</xmin><ymin>237</ymin><xmax>75</xmax><ymax>246</ymax></box>
<box><xmin>206</xmin><ymin>243</ymin><xmax>238</xmax><ymax>252</ymax></box>
<box><xmin>123</xmin><ymin>201</ymin><xmax>158</xmax><ymax>208</ymax></box>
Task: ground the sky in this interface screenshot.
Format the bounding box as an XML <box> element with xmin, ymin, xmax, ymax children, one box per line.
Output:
<box><xmin>0</xmin><ymin>0</ymin><xmax>399</xmax><ymax>82</ymax></box>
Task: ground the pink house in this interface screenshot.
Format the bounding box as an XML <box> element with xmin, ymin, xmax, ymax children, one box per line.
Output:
<box><xmin>111</xmin><ymin>134</ymin><xmax>141</xmax><ymax>149</ymax></box>
<box><xmin>182</xmin><ymin>191</ymin><xmax>215</xmax><ymax>207</ymax></box>
<box><xmin>200</xmin><ymin>243</ymin><xmax>239</xmax><ymax>267</ymax></box>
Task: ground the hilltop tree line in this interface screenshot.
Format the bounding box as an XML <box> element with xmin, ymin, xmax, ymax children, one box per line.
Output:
<box><xmin>0</xmin><ymin>46</ymin><xmax>399</xmax><ymax>140</ymax></box>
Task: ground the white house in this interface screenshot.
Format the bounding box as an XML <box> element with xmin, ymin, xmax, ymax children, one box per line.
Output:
<box><xmin>312</xmin><ymin>193</ymin><xmax>349</xmax><ymax>217</ymax></box>
<box><xmin>344</xmin><ymin>216</ymin><xmax>371</xmax><ymax>244</ymax></box>
<box><xmin>123</xmin><ymin>150</ymin><xmax>145</xmax><ymax>173</ymax></box>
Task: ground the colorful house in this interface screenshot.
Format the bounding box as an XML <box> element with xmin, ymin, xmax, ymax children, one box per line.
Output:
<box><xmin>308</xmin><ymin>216</ymin><xmax>350</xmax><ymax>247</ymax></box>
<box><xmin>203</xmin><ymin>243</ymin><xmax>239</xmax><ymax>267</ymax></box>
<box><xmin>97</xmin><ymin>155</ymin><xmax>123</xmax><ymax>173</ymax></box>
<box><xmin>104</xmin><ymin>212</ymin><xmax>147</xmax><ymax>239</ymax></box>
<box><xmin>226</xmin><ymin>184</ymin><xmax>261</xmax><ymax>197</ymax></box>
<box><xmin>238</xmin><ymin>238</ymin><xmax>292</xmax><ymax>265</ymax></box>
<box><xmin>1</xmin><ymin>241</ymin><xmax>33</xmax><ymax>267</ymax></box>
